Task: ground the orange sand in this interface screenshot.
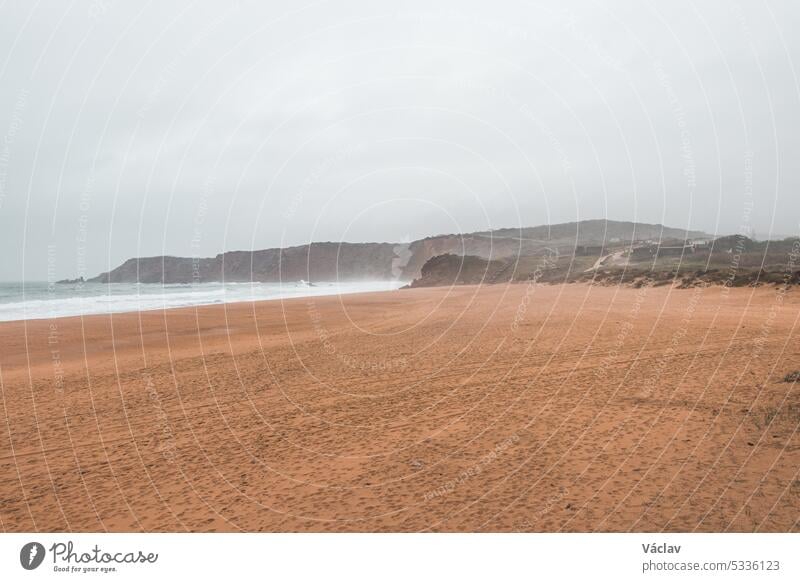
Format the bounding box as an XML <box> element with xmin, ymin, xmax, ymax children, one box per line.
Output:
<box><xmin>1</xmin><ymin>283</ymin><xmax>798</xmax><ymax>532</ymax></box>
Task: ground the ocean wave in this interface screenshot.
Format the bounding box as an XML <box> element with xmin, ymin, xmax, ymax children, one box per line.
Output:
<box><xmin>0</xmin><ymin>281</ymin><xmax>404</xmax><ymax>322</ymax></box>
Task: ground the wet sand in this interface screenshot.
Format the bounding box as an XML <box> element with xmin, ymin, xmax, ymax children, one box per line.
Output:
<box><xmin>0</xmin><ymin>283</ymin><xmax>798</xmax><ymax>532</ymax></box>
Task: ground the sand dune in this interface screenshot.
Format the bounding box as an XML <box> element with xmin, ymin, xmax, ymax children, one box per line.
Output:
<box><xmin>0</xmin><ymin>283</ymin><xmax>798</xmax><ymax>532</ymax></box>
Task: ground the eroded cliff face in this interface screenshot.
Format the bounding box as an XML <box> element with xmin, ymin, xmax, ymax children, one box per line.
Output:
<box><xmin>398</xmin><ymin>234</ymin><xmax>527</xmax><ymax>281</ymax></box>
<box><xmin>85</xmin><ymin>220</ymin><xmax>711</xmax><ymax>284</ymax></box>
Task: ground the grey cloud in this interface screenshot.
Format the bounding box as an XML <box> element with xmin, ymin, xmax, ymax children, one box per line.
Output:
<box><xmin>0</xmin><ymin>0</ymin><xmax>797</xmax><ymax>280</ymax></box>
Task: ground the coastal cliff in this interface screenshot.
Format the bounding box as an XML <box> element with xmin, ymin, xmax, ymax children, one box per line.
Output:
<box><xmin>84</xmin><ymin>220</ymin><xmax>710</xmax><ymax>284</ymax></box>
<box><xmin>89</xmin><ymin>242</ymin><xmax>400</xmax><ymax>284</ymax></box>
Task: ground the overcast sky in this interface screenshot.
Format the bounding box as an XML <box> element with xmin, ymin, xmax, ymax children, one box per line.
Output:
<box><xmin>0</xmin><ymin>0</ymin><xmax>798</xmax><ymax>280</ymax></box>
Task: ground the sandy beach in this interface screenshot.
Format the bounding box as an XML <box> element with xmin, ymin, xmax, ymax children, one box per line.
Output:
<box><xmin>1</xmin><ymin>283</ymin><xmax>798</xmax><ymax>532</ymax></box>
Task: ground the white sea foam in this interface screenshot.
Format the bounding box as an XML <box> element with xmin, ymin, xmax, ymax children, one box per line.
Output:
<box><xmin>0</xmin><ymin>281</ymin><xmax>405</xmax><ymax>322</ymax></box>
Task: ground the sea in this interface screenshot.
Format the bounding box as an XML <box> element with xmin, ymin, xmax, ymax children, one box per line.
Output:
<box><xmin>0</xmin><ymin>280</ymin><xmax>405</xmax><ymax>322</ymax></box>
